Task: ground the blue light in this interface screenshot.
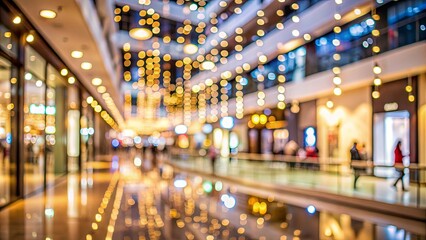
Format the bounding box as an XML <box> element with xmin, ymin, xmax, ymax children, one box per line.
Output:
<box><xmin>112</xmin><ymin>139</ymin><xmax>120</xmax><ymax>148</ymax></box>
<box><xmin>220</xmin><ymin>116</ymin><xmax>234</xmax><ymax>129</ymax></box>
<box><xmin>221</xmin><ymin>194</ymin><xmax>236</xmax><ymax>209</ymax></box>
<box><xmin>307</xmin><ymin>205</ymin><xmax>316</xmax><ymax>214</ymax></box>
<box><xmin>6</xmin><ymin>133</ymin><xmax>12</xmax><ymax>144</ymax></box>
<box><xmin>268</xmin><ymin>73</ymin><xmax>276</xmax><ymax>80</ymax></box>
<box><xmin>240</xmin><ymin>78</ymin><xmax>248</xmax><ymax>86</ymax></box>
<box><xmin>319</xmin><ymin>37</ymin><xmax>327</xmax><ymax>45</ymax></box>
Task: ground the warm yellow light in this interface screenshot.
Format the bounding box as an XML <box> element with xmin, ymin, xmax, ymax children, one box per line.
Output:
<box><xmin>373</xmin><ymin>64</ymin><xmax>382</xmax><ymax>74</ymax></box>
<box><xmin>40</xmin><ymin>10</ymin><xmax>57</xmax><ymax>19</ymax></box>
<box><xmin>129</xmin><ymin>28</ymin><xmax>152</xmax><ymax>40</ymax></box>
<box><xmin>332</xmin><ymin>67</ymin><xmax>341</xmax><ymax>74</ymax></box>
<box><xmin>258</xmin><ymin>55</ymin><xmax>267</xmax><ymax>63</ymax></box>
<box><xmin>333</xmin><ymin>87</ymin><xmax>342</xmax><ymax>96</ymax></box>
<box><xmin>58</xmin><ymin>69</ymin><xmax>67</xmax><ymax>76</ymax></box>
<box><xmin>259</xmin><ymin>114</ymin><xmax>267</xmax><ymax>124</ymax></box>
<box><xmin>374</xmin><ymin>77</ymin><xmax>382</xmax><ymax>86</ymax></box>
<box><xmin>68</xmin><ymin>77</ymin><xmax>76</xmax><ymax>84</ymax></box>
<box><xmin>326</xmin><ymin>100</ymin><xmax>334</xmax><ymax>109</ymax></box>
<box><xmin>183</xmin><ymin>43</ymin><xmax>198</xmax><ymax>54</ymax></box>
<box><xmin>372</xmin><ymin>90</ymin><xmax>380</xmax><ymax>99</ymax></box>
<box><xmin>251</xmin><ymin>114</ymin><xmax>260</xmax><ymax>124</ymax></box>
<box><xmin>81</xmin><ymin>62</ymin><xmax>92</xmax><ymax>70</ymax></box>
<box><xmin>303</xmin><ymin>34</ymin><xmax>311</xmax><ymax>41</ymax></box>
<box><xmin>13</xmin><ymin>16</ymin><xmax>21</xmax><ymax>24</ymax></box>
<box><xmin>192</xmin><ymin>85</ymin><xmax>200</xmax><ymax>93</ymax></box>
<box><xmin>86</xmin><ymin>96</ymin><xmax>94</xmax><ymax>104</ymax></box>
<box><xmin>333</xmin><ymin>76</ymin><xmax>342</xmax><ymax>85</ymax></box>
<box><xmin>92</xmin><ymin>78</ymin><xmax>102</xmax><ymax>86</ymax></box>
<box><xmin>71</xmin><ymin>51</ymin><xmax>83</xmax><ymax>59</ymax></box>
<box><xmin>26</xmin><ymin>34</ymin><xmax>34</xmax><ymax>43</ymax></box>
<box><xmin>277</xmin><ymin>102</ymin><xmax>286</xmax><ymax>109</ymax></box>
<box><xmin>97</xmin><ymin>86</ymin><xmax>106</xmax><ymax>93</ymax></box>
<box><xmin>405</xmin><ymin>85</ymin><xmax>412</xmax><ymax>92</ymax></box>
<box><xmin>201</xmin><ymin>61</ymin><xmax>215</xmax><ymax>70</ymax></box>
<box><xmin>408</xmin><ymin>95</ymin><xmax>415</xmax><ymax>102</ymax></box>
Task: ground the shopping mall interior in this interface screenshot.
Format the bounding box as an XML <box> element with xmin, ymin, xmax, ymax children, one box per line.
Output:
<box><xmin>0</xmin><ymin>0</ymin><xmax>425</xmax><ymax>239</ymax></box>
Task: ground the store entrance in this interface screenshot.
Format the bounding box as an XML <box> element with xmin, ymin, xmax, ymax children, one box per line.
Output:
<box><xmin>373</xmin><ymin>111</ymin><xmax>410</xmax><ymax>165</ymax></box>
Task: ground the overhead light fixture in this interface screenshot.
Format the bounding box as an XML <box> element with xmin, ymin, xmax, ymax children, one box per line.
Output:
<box><xmin>201</xmin><ymin>61</ymin><xmax>215</xmax><ymax>70</ymax></box>
<box><xmin>81</xmin><ymin>62</ymin><xmax>92</xmax><ymax>70</ymax></box>
<box><xmin>97</xmin><ymin>86</ymin><xmax>106</xmax><ymax>93</ymax></box>
<box><xmin>129</xmin><ymin>28</ymin><xmax>152</xmax><ymax>40</ymax></box>
<box><xmin>60</xmin><ymin>68</ymin><xmax>68</xmax><ymax>76</ymax></box>
<box><xmin>183</xmin><ymin>43</ymin><xmax>198</xmax><ymax>54</ymax></box>
<box><xmin>13</xmin><ymin>16</ymin><xmax>21</xmax><ymax>24</ymax></box>
<box><xmin>40</xmin><ymin>10</ymin><xmax>57</xmax><ymax>19</ymax></box>
<box><xmin>26</xmin><ymin>33</ymin><xmax>34</xmax><ymax>43</ymax></box>
<box><xmin>91</xmin><ymin>78</ymin><xmax>102</xmax><ymax>86</ymax></box>
<box><xmin>68</xmin><ymin>76</ymin><xmax>76</xmax><ymax>84</ymax></box>
<box><xmin>71</xmin><ymin>51</ymin><xmax>83</xmax><ymax>58</ymax></box>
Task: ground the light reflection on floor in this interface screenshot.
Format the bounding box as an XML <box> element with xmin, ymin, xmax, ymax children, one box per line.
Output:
<box><xmin>0</xmin><ymin>151</ymin><xmax>424</xmax><ymax>240</ymax></box>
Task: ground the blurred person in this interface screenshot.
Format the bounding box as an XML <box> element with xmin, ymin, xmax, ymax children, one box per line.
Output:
<box><xmin>350</xmin><ymin>142</ymin><xmax>361</xmax><ymax>161</ymax></box>
<box><xmin>208</xmin><ymin>145</ymin><xmax>217</xmax><ymax>174</ymax></box>
<box><xmin>358</xmin><ymin>143</ymin><xmax>368</xmax><ymax>160</ymax></box>
<box><xmin>284</xmin><ymin>140</ymin><xmax>299</xmax><ymax>169</ymax></box>
<box><xmin>393</xmin><ymin>140</ymin><xmax>409</xmax><ymax>191</ymax></box>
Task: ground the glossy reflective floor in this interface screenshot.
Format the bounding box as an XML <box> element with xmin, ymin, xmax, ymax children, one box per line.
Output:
<box><xmin>169</xmin><ymin>155</ymin><xmax>426</xmax><ymax>208</ymax></box>
<box><xmin>0</xmin><ymin>151</ymin><xmax>425</xmax><ymax>240</ymax></box>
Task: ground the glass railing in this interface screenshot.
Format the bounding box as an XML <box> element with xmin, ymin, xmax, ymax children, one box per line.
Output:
<box><xmin>168</xmin><ymin>149</ymin><xmax>426</xmax><ymax>209</ymax></box>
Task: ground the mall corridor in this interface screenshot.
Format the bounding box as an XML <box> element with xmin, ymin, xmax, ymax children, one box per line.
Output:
<box><xmin>1</xmin><ymin>0</ymin><xmax>426</xmax><ymax>239</ymax></box>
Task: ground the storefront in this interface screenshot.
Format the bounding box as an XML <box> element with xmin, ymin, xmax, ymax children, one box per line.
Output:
<box><xmin>317</xmin><ymin>87</ymin><xmax>372</xmax><ymax>162</ymax></box>
<box><xmin>0</xmin><ymin>1</ymin><xmax>82</xmax><ymax>207</ymax></box>
<box><xmin>372</xmin><ymin>77</ymin><xmax>418</xmax><ymax>165</ymax></box>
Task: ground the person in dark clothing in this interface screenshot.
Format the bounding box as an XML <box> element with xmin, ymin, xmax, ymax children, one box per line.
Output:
<box><xmin>393</xmin><ymin>140</ymin><xmax>408</xmax><ymax>191</ymax></box>
<box><xmin>350</xmin><ymin>142</ymin><xmax>361</xmax><ymax>160</ymax></box>
<box><xmin>350</xmin><ymin>142</ymin><xmax>366</xmax><ymax>188</ymax></box>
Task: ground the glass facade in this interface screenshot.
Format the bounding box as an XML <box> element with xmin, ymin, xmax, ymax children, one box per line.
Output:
<box><xmin>23</xmin><ymin>46</ymin><xmax>46</xmax><ymax>194</ymax></box>
<box><xmin>0</xmin><ymin>56</ymin><xmax>16</xmax><ymax>207</ymax></box>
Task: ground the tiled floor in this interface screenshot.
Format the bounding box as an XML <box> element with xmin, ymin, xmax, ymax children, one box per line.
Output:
<box><xmin>0</xmin><ymin>151</ymin><xmax>425</xmax><ymax>240</ymax></box>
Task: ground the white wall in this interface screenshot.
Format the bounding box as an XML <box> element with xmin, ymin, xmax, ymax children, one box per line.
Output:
<box><xmin>317</xmin><ymin>87</ymin><xmax>372</xmax><ymax>163</ymax></box>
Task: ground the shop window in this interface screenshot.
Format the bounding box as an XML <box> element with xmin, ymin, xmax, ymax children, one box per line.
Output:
<box><xmin>46</xmin><ymin>65</ymin><xmax>67</xmax><ymax>185</ymax></box>
<box><xmin>0</xmin><ymin>56</ymin><xmax>16</xmax><ymax>207</ymax></box>
<box><xmin>23</xmin><ymin>46</ymin><xmax>46</xmax><ymax>194</ymax></box>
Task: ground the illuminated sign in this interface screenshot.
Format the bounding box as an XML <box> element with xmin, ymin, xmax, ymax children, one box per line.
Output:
<box><xmin>384</xmin><ymin>102</ymin><xmax>398</xmax><ymax>112</ymax></box>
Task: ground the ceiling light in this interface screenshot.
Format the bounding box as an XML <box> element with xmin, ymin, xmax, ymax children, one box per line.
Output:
<box><xmin>97</xmin><ymin>86</ymin><xmax>106</xmax><ymax>93</ymax></box>
<box><xmin>183</xmin><ymin>43</ymin><xmax>198</xmax><ymax>54</ymax></box>
<box><xmin>40</xmin><ymin>10</ymin><xmax>57</xmax><ymax>19</ymax></box>
<box><xmin>201</xmin><ymin>61</ymin><xmax>215</xmax><ymax>70</ymax></box>
<box><xmin>91</xmin><ymin>78</ymin><xmax>102</xmax><ymax>86</ymax></box>
<box><xmin>13</xmin><ymin>16</ymin><xmax>21</xmax><ymax>24</ymax></box>
<box><xmin>68</xmin><ymin>77</ymin><xmax>75</xmax><ymax>84</ymax></box>
<box><xmin>81</xmin><ymin>62</ymin><xmax>92</xmax><ymax>70</ymax></box>
<box><xmin>129</xmin><ymin>28</ymin><xmax>152</xmax><ymax>40</ymax></box>
<box><xmin>71</xmin><ymin>51</ymin><xmax>83</xmax><ymax>58</ymax></box>
<box><xmin>26</xmin><ymin>34</ymin><xmax>34</xmax><ymax>43</ymax></box>
<box><xmin>60</xmin><ymin>68</ymin><xmax>68</xmax><ymax>76</ymax></box>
